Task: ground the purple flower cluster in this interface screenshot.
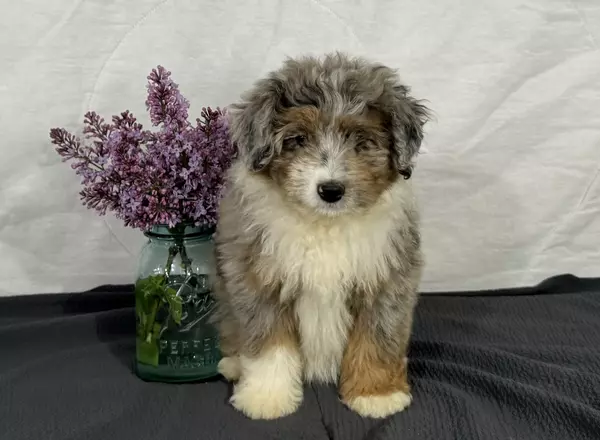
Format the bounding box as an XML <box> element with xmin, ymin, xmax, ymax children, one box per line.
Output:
<box><xmin>50</xmin><ymin>66</ymin><xmax>236</xmax><ymax>231</ymax></box>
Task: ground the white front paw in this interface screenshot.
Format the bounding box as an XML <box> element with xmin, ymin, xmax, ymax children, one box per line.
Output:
<box><xmin>230</xmin><ymin>377</ymin><xmax>303</xmax><ymax>420</ymax></box>
<box><xmin>345</xmin><ymin>391</ymin><xmax>412</xmax><ymax>419</ymax></box>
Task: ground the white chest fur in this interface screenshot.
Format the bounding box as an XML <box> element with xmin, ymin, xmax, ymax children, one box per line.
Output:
<box><xmin>295</xmin><ymin>284</ymin><xmax>352</xmax><ymax>382</ymax></box>
<box><xmin>282</xmin><ymin>213</ymin><xmax>398</xmax><ymax>383</ymax></box>
<box><xmin>238</xmin><ymin>171</ymin><xmax>414</xmax><ymax>384</ymax></box>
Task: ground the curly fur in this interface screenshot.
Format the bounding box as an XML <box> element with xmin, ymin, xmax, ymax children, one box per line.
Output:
<box><xmin>211</xmin><ymin>53</ymin><xmax>430</xmax><ymax>420</ymax></box>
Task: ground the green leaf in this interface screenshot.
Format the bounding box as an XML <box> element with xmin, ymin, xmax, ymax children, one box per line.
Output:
<box><xmin>135</xmin><ymin>275</ymin><xmax>169</xmax><ymax>343</ymax></box>
<box><xmin>135</xmin><ymin>276</ymin><xmax>162</xmax><ymax>308</ymax></box>
<box><xmin>135</xmin><ymin>275</ymin><xmax>168</xmax><ymax>311</ymax></box>
<box><xmin>164</xmin><ymin>286</ymin><xmax>183</xmax><ymax>325</ymax></box>
<box><xmin>137</xmin><ymin>274</ymin><xmax>166</xmax><ymax>293</ymax></box>
<box><xmin>152</xmin><ymin>322</ymin><xmax>164</xmax><ymax>340</ymax></box>
<box><xmin>134</xmin><ymin>275</ymin><xmax>184</xmax><ymax>355</ymax></box>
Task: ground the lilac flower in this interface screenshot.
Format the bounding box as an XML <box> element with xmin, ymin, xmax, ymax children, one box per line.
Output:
<box><xmin>49</xmin><ymin>66</ymin><xmax>237</xmax><ymax>231</ymax></box>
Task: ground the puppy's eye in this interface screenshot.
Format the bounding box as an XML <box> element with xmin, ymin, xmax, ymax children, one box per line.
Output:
<box><xmin>294</xmin><ymin>135</ymin><xmax>306</xmax><ymax>146</ymax></box>
<box><xmin>284</xmin><ymin>135</ymin><xmax>306</xmax><ymax>149</ymax></box>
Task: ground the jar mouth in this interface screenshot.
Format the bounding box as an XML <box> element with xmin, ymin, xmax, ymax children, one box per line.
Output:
<box><xmin>144</xmin><ymin>223</ymin><xmax>215</xmax><ymax>239</ymax></box>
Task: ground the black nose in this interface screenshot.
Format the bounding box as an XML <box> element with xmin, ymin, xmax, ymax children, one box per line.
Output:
<box><xmin>317</xmin><ymin>181</ymin><xmax>345</xmax><ymax>203</ymax></box>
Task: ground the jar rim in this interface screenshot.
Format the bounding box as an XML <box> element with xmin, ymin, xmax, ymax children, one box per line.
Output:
<box><xmin>144</xmin><ymin>223</ymin><xmax>215</xmax><ymax>239</ymax></box>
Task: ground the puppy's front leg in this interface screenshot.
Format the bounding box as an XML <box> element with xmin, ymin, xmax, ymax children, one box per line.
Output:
<box><xmin>340</xmin><ymin>281</ymin><xmax>417</xmax><ymax>419</ymax></box>
<box><xmin>230</xmin><ymin>309</ymin><xmax>303</xmax><ymax>420</ymax></box>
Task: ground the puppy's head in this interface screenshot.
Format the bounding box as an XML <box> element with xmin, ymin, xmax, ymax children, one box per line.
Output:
<box><xmin>230</xmin><ymin>53</ymin><xmax>430</xmax><ymax>216</ymax></box>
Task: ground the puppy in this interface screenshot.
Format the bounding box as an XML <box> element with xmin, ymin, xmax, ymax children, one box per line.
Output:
<box><xmin>212</xmin><ymin>53</ymin><xmax>430</xmax><ymax>420</ymax></box>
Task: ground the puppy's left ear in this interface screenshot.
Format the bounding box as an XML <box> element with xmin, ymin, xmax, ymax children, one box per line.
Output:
<box><xmin>229</xmin><ymin>77</ymin><xmax>283</xmax><ymax>172</ymax></box>
<box><xmin>376</xmin><ymin>71</ymin><xmax>431</xmax><ymax>178</ymax></box>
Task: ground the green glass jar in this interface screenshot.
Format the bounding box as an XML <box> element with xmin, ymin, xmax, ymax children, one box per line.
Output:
<box><xmin>134</xmin><ymin>224</ymin><xmax>221</xmax><ymax>382</ymax></box>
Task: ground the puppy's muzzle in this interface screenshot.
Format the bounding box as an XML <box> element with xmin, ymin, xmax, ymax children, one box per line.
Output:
<box><xmin>317</xmin><ymin>181</ymin><xmax>345</xmax><ymax>203</ymax></box>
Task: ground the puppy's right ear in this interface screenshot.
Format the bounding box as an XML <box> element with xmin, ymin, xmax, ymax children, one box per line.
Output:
<box><xmin>229</xmin><ymin>78</ymin><xmax>283</xmax><ymax>172</ymax></box>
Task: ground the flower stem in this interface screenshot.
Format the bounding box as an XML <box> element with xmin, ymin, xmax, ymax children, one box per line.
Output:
<box><xmin>178</xmin><ymin>240</ymin><xmax>192</xmax><ymax>276</ymax></box>
<box><xmin>168</xmin><ymin>223</ymin><xmax>192</xmax><ymax>276</ymax></box>
<box><xmin>165</xmin><ymin>245</ymin><xmax>178</xmax><ymax>277</ymax></box>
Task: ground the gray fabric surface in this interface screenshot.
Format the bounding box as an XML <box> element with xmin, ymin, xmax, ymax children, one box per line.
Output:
<box><xmin>1</xmin><ymin>275</ymin><xmax>599</xmax><ymax>440</ymax></box>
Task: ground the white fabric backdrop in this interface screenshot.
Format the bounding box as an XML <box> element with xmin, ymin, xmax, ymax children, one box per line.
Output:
<box><xmin>1</xmin><ymin>0</ymin><xmax>599</xmax><ymax>296</ymax></box>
